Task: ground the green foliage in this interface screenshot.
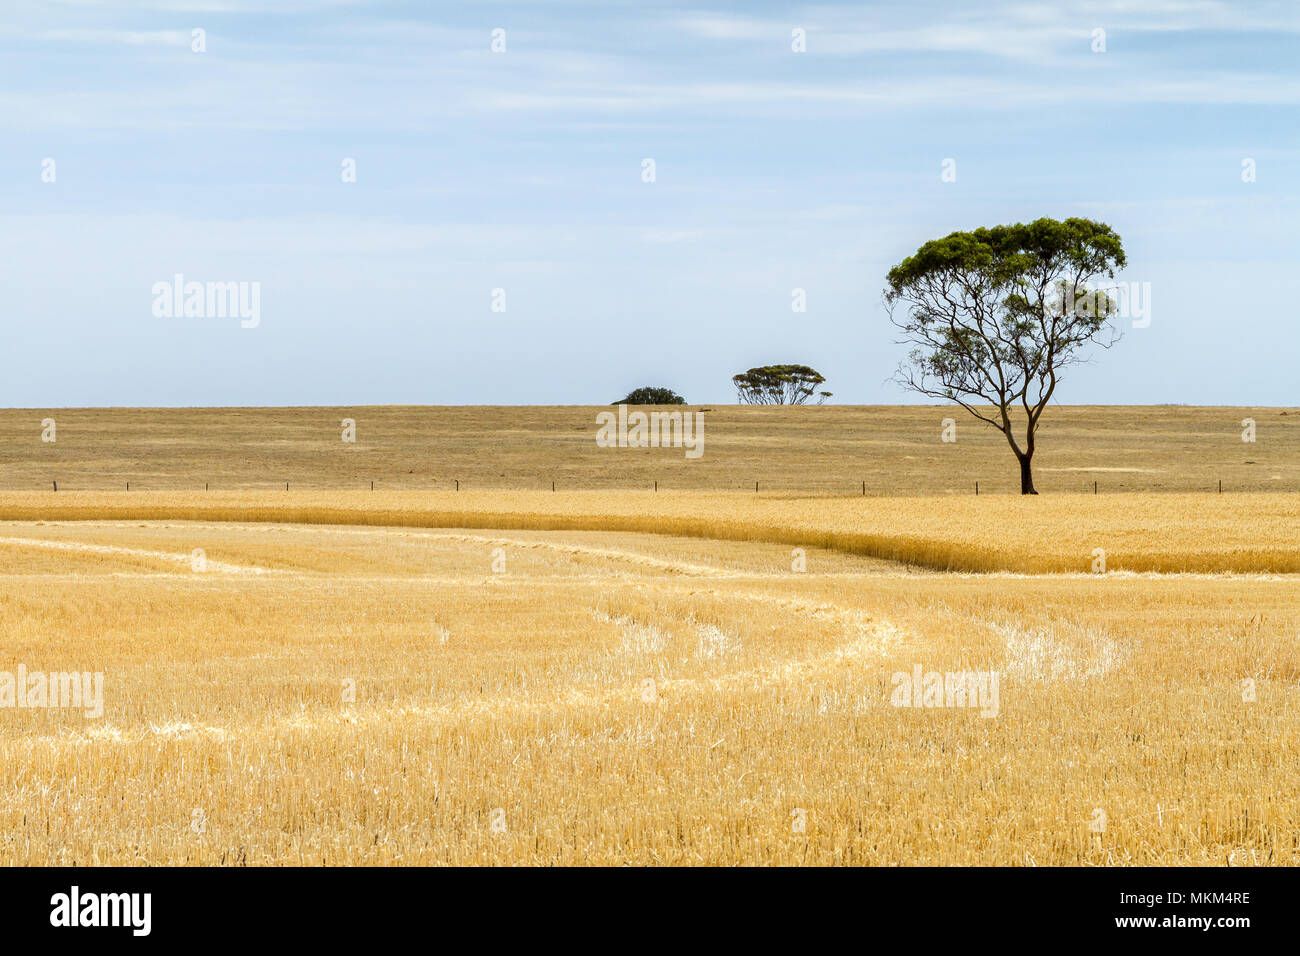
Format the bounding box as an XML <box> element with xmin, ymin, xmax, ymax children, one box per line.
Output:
<box><xmin>613</xmin><ymin>386</ymin><xmax>687</xmax><ymax>405</ymax></box>
<box><xmin>732</xmin><ymin>365</ymin><xmax>830</xmax><ymax>405</ymax></box>
<box><xmin>884</xmin><ymin>217</ymin><xmax>1126</xmax><ymax>295</ymax></box>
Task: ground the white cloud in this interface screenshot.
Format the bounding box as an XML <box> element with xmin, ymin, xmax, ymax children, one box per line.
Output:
<box><xmin>673</xmin><ymin>1</ymin><xmax>1300</xmax><ymax>63</ymax></box>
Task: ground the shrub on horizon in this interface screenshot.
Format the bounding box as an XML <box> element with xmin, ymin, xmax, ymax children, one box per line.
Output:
<box><xmin>613</xmin><ymin>386</ymin><xmax>687</xmax><ymax>405</ymax></box>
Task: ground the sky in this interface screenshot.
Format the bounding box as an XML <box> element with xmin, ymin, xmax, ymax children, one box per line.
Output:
<box><xmin>1</xmin><ymin>0</ymin><xmax>1297</xmax><ymax>407</ymax></box>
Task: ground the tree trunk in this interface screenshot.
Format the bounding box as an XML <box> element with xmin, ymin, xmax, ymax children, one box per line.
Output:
<box><xmin>1018</xmin><ymin>453</ymin><xmax>1038</xmax><ymax>495</ymax></box>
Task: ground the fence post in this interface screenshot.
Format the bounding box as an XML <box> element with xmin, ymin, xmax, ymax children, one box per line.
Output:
<box><xmin>53</xmin><ymin>480</ymin><xmax>57</xmax><ymax>492</ymax></box>
<box><xmin>975</xmin><ymin>481</ymin><xmax>978</xmax><ymax>496</ymax></box>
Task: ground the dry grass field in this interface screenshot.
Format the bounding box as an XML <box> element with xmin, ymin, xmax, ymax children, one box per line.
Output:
<box><xmin>0</xmin><ymin>406</ymin><xmax>1297</xmax><ymax>865</ymax></box>
<box><xmin>3</xmin><ymin>404</ymin><xmax>1298</xmax><ymax>494</ymax></box>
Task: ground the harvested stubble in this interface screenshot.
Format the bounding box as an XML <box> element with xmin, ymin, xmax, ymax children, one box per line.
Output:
<box><xmin>0</xmin><ymin>518</ymin><xmax>1296</xmax><ymax>865</ymax></box>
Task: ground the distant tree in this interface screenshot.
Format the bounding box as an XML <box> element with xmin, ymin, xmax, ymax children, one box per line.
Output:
<box><xmin>733</xmin><ymin>365</ymin><xmax>830</xmax><ymax>405</ymax></box>
<box><xmin>884</xmin><ymin>217</ymin><xmax>1126</xmax><ymax>494</ymax></box>
<box><xmin>613</xmin><ymin>386</ymin><xmax>687</xmax><ymax>405</ymax></box>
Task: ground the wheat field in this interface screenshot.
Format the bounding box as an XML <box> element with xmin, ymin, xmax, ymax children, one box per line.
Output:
<box><xmin>6</xmin><ymin>404</ymin><xmax>1298</xmax><ymax>494</ymax></box>
<box><xmin>1</xmin><ymin>406</ymin><xmax>1297</xmax><ymax>865</ymax></box>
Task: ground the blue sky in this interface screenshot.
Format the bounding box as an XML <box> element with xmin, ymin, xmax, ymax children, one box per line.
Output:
<box><xmin>2</xmin><ymin>0</ymin><xmax>1297</xmax><ymax>406</ymax></box>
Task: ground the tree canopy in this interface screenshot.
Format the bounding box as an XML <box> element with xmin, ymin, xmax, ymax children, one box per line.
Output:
<box><xmin>612</xmin><ymin>386</ymin><xmax>687</xmax><ymax>405</ymax></box>
<box><xmin>733</xmin><ymin>365</ymin><xmax>831</xmax><ymax>405</ymax></box>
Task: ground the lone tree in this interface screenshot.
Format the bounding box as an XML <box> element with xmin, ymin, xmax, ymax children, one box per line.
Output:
<box><xmin>884</xmin><ymin>217</ymin><xmax>1126</xmax><ymax>494</ymax></box>
<box><xmin>613</xmin><ymin>386</ymin><xmax>687</xmax><ymax>405</ymax></box>
<box><xmin>733</xmin><ymin>365</ymin><xmax>831</xmax><ymax>405</ymax></box>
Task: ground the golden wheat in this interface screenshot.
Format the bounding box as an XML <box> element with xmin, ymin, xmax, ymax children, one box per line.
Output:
<box><xmin>0</xmin><ymin>512</ymin><xmax>1297</xmax><ymax>865</ymax></box>
<box><xmin>2</xmin><ymin>489</ymin><xmax>1297</xmax><ymax>573</ymax></box>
